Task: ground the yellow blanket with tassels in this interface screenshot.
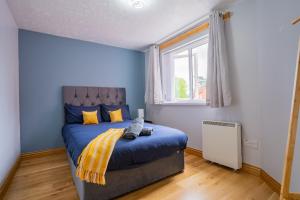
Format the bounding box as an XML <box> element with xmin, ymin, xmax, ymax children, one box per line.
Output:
<box><xmin>76</xmin><ymin>128</ymin><xmax>124</xmax><ymax>185</ymax></box>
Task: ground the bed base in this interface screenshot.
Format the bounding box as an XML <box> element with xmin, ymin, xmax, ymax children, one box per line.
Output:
<box><xmin>67</xmin><ymin>151</ymin><xmax>184</xmax><ymax>200</ymax></box>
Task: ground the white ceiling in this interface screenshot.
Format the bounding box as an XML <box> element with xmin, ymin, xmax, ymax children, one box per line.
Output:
<box><xmin>8</xmin><ymin>0</ymin><xmax>234</xmax><ymax>51</ymax></box>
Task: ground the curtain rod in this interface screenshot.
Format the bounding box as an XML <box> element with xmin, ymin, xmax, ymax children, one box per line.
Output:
<box><xmin>155</xmin><ymin>13</ymin><xmax>209</xmax><ymax>45</ymax></box>
<box><xmin>159</xmin><ymin>11</ymin><xmax>231</xmax><ymax>50</ymax></box>
<box><xmin>143</xmin><ymin>11</ymin><xmax>230</xmax><ymax>52</ymax></box>
<box><xmin>143</xmin><ymin>13</ymin><xmax>209</xmax><ymax>52</ymax></box>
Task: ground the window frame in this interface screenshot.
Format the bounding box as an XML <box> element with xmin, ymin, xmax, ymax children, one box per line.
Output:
<box><xmin>161</xmin><ymin>35</ymin><xmax>209</xmax><ymax>105</ymax></box>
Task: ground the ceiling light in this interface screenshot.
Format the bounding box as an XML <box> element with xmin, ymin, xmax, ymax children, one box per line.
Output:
<box><xmin>129</xmin><ymin>0</ymin><xmax>145</xmax><ymax>9</ymax></box>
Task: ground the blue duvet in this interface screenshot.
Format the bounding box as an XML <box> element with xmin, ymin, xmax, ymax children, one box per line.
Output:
<box><xmin>62</xmin><ymin>121</ymin><xmax>188</xmax><ymax>171</ymax></box>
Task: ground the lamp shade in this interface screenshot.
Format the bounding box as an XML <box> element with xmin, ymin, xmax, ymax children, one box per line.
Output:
<box><xmin>138</xmin><ymin>109</ymin><xmax>144</xmax><ymax>119</ymax></box>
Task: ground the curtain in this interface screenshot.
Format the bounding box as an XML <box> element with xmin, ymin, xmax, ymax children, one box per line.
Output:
<box><xmin>207</xmin><ymin>11</ymin><xmax>232</xmax><ymax>107</ymax></box>
<box><xmin>161</xmin><ymin>52</ymin><xmax>173</xmax><ymax>102</ymax></box>
<box><xmin>145</xmin><ymin>45</ymin><xmax>164</xmax><ymax>104</ymax></box>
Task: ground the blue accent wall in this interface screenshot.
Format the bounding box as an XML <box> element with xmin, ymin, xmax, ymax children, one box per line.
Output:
<box><xmin>19</xmin><ymin>30</ymin><xmax>145</xmax><ymax>152</ymax></box>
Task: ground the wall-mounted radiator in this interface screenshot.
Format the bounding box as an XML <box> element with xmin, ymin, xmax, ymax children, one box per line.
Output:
<box><xmin>202</xmin><ymin>121</ymin><xmax>242</xmax><ymax>170</ymax></box>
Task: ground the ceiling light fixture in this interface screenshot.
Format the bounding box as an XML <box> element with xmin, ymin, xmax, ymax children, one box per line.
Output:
<box><xmin>129</xmin><ymin>0</ymin><xmax>145</xmax><ymax>9</ymax></box>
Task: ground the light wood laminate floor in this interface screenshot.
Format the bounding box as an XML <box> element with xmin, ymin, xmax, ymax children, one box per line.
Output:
<box><xmin>4</xmin><ymin>152</ymin><xmax>279</xmax><ymax>200</ymax></box>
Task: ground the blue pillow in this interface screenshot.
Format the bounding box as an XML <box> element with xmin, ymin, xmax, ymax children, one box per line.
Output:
<box><xmin>64</xmin><ymin>104</ymin><xmax>101</xmax><ymax>124</ymax></box>
<box><xmin>101</xmin><ymin>104</ymin><xmax>131</xmax><ymax>122</ymax></box>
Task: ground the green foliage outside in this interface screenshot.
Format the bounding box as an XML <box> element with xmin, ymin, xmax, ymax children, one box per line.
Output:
<box><xmin>175</xmin><ymin>77</ymin><xmax>188</xmax><ymax>99</ymax></box>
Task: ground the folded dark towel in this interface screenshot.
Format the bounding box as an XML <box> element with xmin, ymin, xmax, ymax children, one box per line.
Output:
<box><xmin>139</xmin><ymin>128</ymin><xmax>153</xmax><ymax>136</ymax></box>
<box><xmin>123</xmin><ymin>118</ymin><xmax>144</xmax><ymax>140</ymax></box>
<box><xmin>122</xmin><ymin>128</ymin><xmax>137</xmax><ymax>140</ymax></box>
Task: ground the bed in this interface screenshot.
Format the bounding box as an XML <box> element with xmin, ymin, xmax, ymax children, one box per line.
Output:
<box><xmin>62</xmin><ymin>86</ymin><xmax>188</xmax><ymax>200</ymax></box>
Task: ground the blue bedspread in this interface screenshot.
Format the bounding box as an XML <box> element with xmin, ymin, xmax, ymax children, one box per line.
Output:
<box><xmin>62</xmin><ymin>121</ymin><xmax>188</xmax><ymax>171</ymax></box>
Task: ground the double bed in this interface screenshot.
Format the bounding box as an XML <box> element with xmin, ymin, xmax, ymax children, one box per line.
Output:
<box><xmin>62</xmin><ymin>86</ymin><xmax>188</xmax><ymax>200</ymax></box>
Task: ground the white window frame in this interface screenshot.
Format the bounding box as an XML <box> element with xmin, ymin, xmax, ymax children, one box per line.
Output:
<box><xmin>161</xmin><ymin>35</ymin><xmax>209</xmax><ymax>105</ymax></box>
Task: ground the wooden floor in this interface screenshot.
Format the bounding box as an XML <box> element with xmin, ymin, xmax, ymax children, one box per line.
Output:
<box><xmin>4</xmin><ymin>152</ymin><xmax>279</xmax><ymax>200</ymax></box>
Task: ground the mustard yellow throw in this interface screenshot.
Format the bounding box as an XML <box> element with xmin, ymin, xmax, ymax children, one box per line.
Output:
<box><xmin>76</xmin><ymin>128</ymin><xmax>124</xmax><ymax>185</ymax></box>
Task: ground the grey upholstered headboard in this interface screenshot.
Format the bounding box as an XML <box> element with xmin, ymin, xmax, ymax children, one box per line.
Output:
<box><xmin>63</xmin><ymin>86</ymin><xmax>126</xmax><ymax>106</ymax></box>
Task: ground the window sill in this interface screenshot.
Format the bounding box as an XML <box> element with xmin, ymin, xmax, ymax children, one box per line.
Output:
<box><xmin>160</xmin><ymin>101</ymin><xmax>207</xmax><ymax>106</ymax></box>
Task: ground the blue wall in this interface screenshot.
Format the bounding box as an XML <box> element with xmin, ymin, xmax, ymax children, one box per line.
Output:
<box><xmin>19</xmin><ymin>30</ymin><xmax>145</xmax><ymax>152</ymax></box>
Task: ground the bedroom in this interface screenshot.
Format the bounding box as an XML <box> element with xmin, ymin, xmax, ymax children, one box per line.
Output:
<box><xmin>0</xmin><ymin>0</ymin><xmax>300</xmax><ymax>199</ymax></box>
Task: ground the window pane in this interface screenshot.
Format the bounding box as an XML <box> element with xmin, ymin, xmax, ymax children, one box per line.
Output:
<box><xmin>192</xmin><ymin>42</ymin><xmax>208</xmax><ymax>101</ymax></box>
<box><xmin>174</xmin><ymin>50</ymin><xmax>190</xmax><ymax>100</ymax></box>
<box><xmin>176</xmin><ymin>50</ymin><xmax>188</xmax><ymax>57</ymax></box>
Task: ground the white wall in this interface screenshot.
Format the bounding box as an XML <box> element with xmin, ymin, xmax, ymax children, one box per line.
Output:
<box><xmin>147</xmin><ymin>0</ymin><xmax>262</xmax><ymax>167</ymax></box>
<box><xmin>255</xmin><ymin>0</ymin><xmax>300</xmax><ymax>191</ymax></box>
<box><xmin>147</xmin><ymin>0</ymin><xmax>300</xmax><ymax>190</ymax></box>
<box><xmin>0</xmin><ymin>0</ymin><xmax>20</xmax><ymax>183</ymax></box>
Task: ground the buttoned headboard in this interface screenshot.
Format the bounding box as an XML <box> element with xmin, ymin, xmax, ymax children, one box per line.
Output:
<box><xmin>63</xmin><ymin>86</ymin><xmax>126</xmax><ymax>106</ymax></box>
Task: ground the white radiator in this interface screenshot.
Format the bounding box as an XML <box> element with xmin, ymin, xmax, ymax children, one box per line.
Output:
<box><xmin>202</xmin><ymin>121</ymin><xmax>242</xmax><ymax>170</ymax></box>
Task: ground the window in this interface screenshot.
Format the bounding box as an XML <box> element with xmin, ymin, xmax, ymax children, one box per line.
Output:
<box><xmin>161</xmin><ymin>36</ymin><xmax>208</xmax><ymax>104</ymax></box>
